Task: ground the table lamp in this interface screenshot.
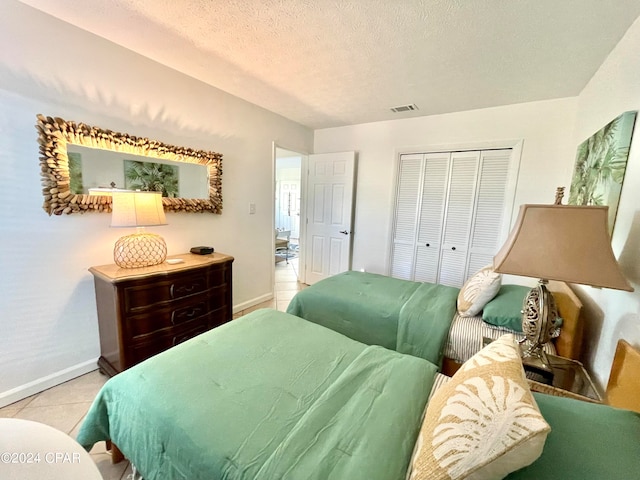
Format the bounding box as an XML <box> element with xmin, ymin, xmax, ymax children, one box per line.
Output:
<box><xmin>493</xmin><ymin>203</ymin><xmax>633</xmax><ymax>371</ymax></box>
<box><xmin>111</xmin><ymin>191</ymin><xmax>168</xmax><ymax>268</ymax></box>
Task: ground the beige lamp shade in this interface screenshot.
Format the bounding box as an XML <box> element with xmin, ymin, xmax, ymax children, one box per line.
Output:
<box><xmin>110</xmin><ymin>191</ymin><xmax>167</xmax><ymax>268</ymax></box>
<box><xmin>494</xmin><ymin>204</ymin><xmax>633</xmax><ymax>291</ymax></box>
<box><xmin>111</xmin><ymin>191</ymin><xmax>167</xmax><ymax>227</ymax></box>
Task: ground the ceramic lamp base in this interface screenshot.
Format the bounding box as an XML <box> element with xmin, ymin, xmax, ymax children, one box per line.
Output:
<box><xmin>114</xmin><ymin>232</ymin><xmax>167</xmax><ymax>268</ymax></box>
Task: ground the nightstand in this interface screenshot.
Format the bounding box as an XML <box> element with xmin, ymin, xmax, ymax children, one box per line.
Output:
<box><xmin>524</xmin><ymin>354</ymin><xmax>602</xmax><ymax>403</ymax></box>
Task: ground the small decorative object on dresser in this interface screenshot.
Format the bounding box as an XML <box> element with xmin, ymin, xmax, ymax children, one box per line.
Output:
<box><xmin>89</xmin><ymin>252</ymin><xmax>234</xmax><ymax>376</ymax></box>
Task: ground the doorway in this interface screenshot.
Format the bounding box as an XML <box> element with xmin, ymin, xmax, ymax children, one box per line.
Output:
<box><xmin>274</xmin><ymin>147</ymin><xmax>304</xmax><ymax>280</ymax></box>
<box><xmin>272</xmin><ymin>146</ymin><xmax>357</xmax><ymax>288</ymax></box>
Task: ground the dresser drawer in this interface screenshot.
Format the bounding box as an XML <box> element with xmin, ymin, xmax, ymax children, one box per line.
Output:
<box><xmin>124</xmin><ymin>297</ymin><xmax>211</xmax><ymax>340</ymax></box>
<box><xmin>123</xmin><ymin>272</ymin><xmax>209</xmax><ymax>313</ymax></box>
<box><xmin>126</xmin><ymin>322</ymin><xmax>210</xmax><ymax>367</ymax></box>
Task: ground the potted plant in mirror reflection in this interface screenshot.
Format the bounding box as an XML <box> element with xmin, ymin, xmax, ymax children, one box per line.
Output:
<box><xmin>124</xmin><ymin>160</ymin><xmax>180</xmax><ymax>198</ymax></box>
<box><xmin>68</xmin><ymin>151</ymin><xmax>84</xmax><ymax>195</ymax></box>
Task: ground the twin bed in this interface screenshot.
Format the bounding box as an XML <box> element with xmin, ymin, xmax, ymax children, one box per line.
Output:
<box><xmin>77</xmin><ymin>273</ymin><xmax>640</xmax><ymax>479</ymax></box>
<box><xmin>286</xmin><ymin>271</ymin><xmax>584</xmax><ymax>372</ymax></box>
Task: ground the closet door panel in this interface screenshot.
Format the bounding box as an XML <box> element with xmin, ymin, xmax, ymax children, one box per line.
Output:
<box><xmin>466</xmin><ymin>253</ymin><xmax>494</xmax><ymax>278</ymax></box>
<box><xmin>441</xmin><ymin>152</ymin><xmax>479</xmax><ymax>250</ymax></box>
<box><xmin>466</xmin><ymin>150</ymin><xmax>512</xmax><ymax>280</ymax></box>
<box><xmin>391</xmin><ymin>243</ymin><xmax>415</xmax><ymax>280</ymax></box>
<box><xmin>438</xmin><ymin>249</ymin><xmax>468</xmax><ymax>287</ymax></box>
<box><xmin>414</xmin><ymin>245</ymin><xmax>440</xmax><ymax>283</ymax></box>
<box><xmin>390</xmin><ymin>154</ymin><xmax>424</xmax><ymax>279</ymax></box>
<box><xmin>414</xmin><ymin>153</ymin><xmax>450</xmax><ymax>282</ymax></box>
<box><xmin>392</xmin><ymin>154</ymin><xmax>423</xmax><ymax>242</ymax></box>
<box><xmin>439</xmin><ymin>152</ymin><xmax>479</xmax><ymax>286</ymax></box>
<box><xmin>417</xmin><ymin>153</ymin><xmax>449</xmax><ymax>245</ymax></box>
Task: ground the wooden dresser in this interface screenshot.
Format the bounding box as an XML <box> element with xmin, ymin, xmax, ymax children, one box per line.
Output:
<box><xmin>89</xmin><ymin>252</ymin><xmax>234</xmax><ymax>376</ymax></box>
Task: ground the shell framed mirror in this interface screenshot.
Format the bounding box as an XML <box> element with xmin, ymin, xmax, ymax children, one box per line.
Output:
<box><xmin>36</xmin><ymin>115</ymin><xmax>223</xmax><ymax>215</ymax></box>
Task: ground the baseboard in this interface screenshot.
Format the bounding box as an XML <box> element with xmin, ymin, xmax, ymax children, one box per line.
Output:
<box><xmin>0</xmin><ymin>359</ymin><xmax>99</xmax><ymax>408</ymax></box>
<box><xmin>233</xmin><ymin>292</ymin><xmax>274</xmax><ymax>314</ymax></box>
<box><xmin>1</xmin><ymin>295</ymin><xmax>280</xmax><ymax>407</ymax></box>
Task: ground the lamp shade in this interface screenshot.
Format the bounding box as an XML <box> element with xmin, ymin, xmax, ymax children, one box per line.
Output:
<box><xmin>110</xmin><ymin>191</ymin><xmax>167</xmax><ymax>268</ymax></box>
<box><xmin>494</xmin><ymin>204</ymin><xmax>633</xmax><ymax>291</ymax></box>
<box><xmin>111</xmin><ymin>191</ymin><xmax>167</xmax><ymax>227</ymax></box>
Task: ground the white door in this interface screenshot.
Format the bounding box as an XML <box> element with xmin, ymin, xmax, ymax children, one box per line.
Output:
<box><xmin>276</xmin><ymin>180</ymin><xmax>301</xmax><ymax>238</ymax></box>
<box><xmin>305</xmin><ymin>152</ymin><xmax>356</xmax><ymax>285</ymax></box>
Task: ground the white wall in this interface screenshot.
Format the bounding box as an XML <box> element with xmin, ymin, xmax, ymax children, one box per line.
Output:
<box><xmin>570</xmin><ymin>16</ymin><xmax>640</xmax><ymax>388</ymax></box>
<box><xmin>0</xmin><ymin>1</ymin><xmax>312</xmax><ymax>406</ymax></box>
<box><xmin>314</xmin><ymin>98</ymin><xmax>578</xmax><ymax>275</ymax></box>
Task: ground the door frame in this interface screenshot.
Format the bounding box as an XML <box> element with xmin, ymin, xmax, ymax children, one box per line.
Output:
<box><xmin>272</xmin><ymin>143</ymin><xmax>309</xmax><ymax>285</ymax></box>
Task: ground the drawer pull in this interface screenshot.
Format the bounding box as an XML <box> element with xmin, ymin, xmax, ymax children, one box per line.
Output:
<box><xmin>172</xmin><ymin>328</ymin><xmax>206</xmax><ymax>346</ymax></box>
<box><xmin>170</xmin><ymin>283</ymin><xmax>199</xmax><ymax>298</ymax></box>
<box><xmin>171</xmin><ymin>304</ymin><xmax>206</xmax><ymax>324</ymax></box>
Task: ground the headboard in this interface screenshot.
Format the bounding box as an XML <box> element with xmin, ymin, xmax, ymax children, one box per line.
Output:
<box><xmin>548</xmin><ymin>280</ymin><xmax>583</xmax><ymax>361</ymax></box>
<box><xmin>606</xmin><ymin>340</ymin><xmax>640</xmax><ymax>413</ymax></box>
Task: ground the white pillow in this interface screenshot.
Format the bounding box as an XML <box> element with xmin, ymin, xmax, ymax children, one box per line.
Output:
<box><xmin>457</xmin><ymin>265</ymin><xmax>502</xmax><ymax>317</ymax></box>
<box><xmin>407</xmin><ymin>334</ymin><xmax>550</xmax><ymax>480</ymax></box>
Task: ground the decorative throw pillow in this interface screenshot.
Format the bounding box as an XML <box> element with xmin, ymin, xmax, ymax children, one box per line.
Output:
<box><xmin>482</xmin><ymin>285</ymin><xmax>531</xmax><ymax>332</ymax></box>
<box><xmin>457</xmin><ymin>265</ymin><xmax>502</xmax><ymax>317</ymax></box>
<box><xmin>407</xmin><ymin>334</ymin><xmax>550</xmax><ymax>480</ymax></box>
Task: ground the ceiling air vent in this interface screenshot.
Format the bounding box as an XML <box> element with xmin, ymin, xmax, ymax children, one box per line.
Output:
<box><xmin>390</xmin><ymin>104</ymin><xmax>419</xmax><ymax>113</ymax></box>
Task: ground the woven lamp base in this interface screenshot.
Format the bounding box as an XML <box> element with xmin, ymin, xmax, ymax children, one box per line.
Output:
<box><xmin>114</xmin><ymin>232</ymin><xmax>167</xmax><ymax>268</ymax></box>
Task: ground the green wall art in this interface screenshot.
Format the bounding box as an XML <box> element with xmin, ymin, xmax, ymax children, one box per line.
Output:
<box><xmin>124</xmin><ymin>160</ymin><xmax>180</xmax><ymax>198</ymax></box>
<box><xmin>569</xmin><ymin>111</ymin><xmax>637</xmax><ymax>235</ymax></box>
<box><xmin>68</xmin><ymin>151</ymin><xmax>84</xmax><ymax>194</ymax></box>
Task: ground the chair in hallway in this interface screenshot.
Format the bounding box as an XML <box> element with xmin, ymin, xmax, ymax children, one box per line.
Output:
<box><xmin>275</xmin><ymin>229</ymin><xmax>291</xmax><ymax>264</ymax></box>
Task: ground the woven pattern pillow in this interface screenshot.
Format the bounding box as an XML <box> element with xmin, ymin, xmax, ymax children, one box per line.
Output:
<box><xmin>457</xmin><ymin>265</ymin><xmax>502</xmax><ymax>317</ymax></box>
<box><xmin>408</xmin><ymin>334</ymin><xmax>550</xmax><ymax>480</ymax></box>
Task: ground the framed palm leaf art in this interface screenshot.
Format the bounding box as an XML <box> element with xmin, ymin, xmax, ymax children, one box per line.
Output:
<box><xmin>569</xmin><ymin>111</ymin><xmax>637</xmax><ymax>235</ymax></box>
<box><xmin>124</xmin><ymin>159</ymin><xmax>180</xmax><ymax>198</ymax></box>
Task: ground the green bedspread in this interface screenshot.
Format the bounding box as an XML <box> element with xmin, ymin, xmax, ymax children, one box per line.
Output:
<box><xmin>286</xmin><ymin>271</ymin><xmax>459</xmax><ymax>366</ymax></box>
<box><xmin>506</xmin><ymin>393</ymin><xmax>640</xmax><ymax>479</ymax></box>
<box><xmin>77</xmin><ymin>309</ymin><xmax>439</xmax><ymax>480</ymax></box>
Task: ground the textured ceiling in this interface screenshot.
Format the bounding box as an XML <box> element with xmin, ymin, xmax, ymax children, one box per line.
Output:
<box><xmin>18</xmin><ymin>0</ymin><xmax>640</xmax><ymax>129</ymax></box>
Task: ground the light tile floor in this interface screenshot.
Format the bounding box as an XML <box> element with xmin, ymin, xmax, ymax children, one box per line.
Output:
<box><xmin>0</xmin><ymin>258</ymin><xmax>305</xmax><ymax>479</ymax></box>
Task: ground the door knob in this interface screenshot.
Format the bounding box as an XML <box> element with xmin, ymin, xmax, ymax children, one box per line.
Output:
<box><xmin>339</xmin><ymin>230</ymin><xmax>349</xmax><ymax>235</ymax></box>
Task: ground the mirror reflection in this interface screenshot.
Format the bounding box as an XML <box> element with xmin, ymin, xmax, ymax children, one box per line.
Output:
<box><xmin>67</xmin><ymin>144</ymin><xmax>209</xmax><ymax>199</ymax></box>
